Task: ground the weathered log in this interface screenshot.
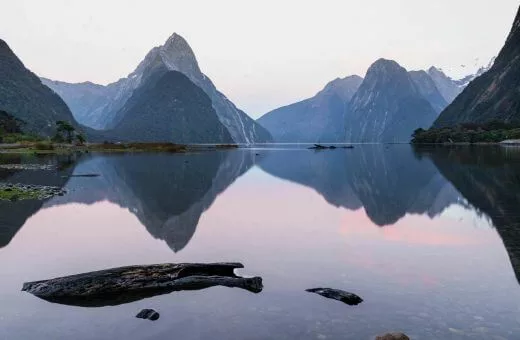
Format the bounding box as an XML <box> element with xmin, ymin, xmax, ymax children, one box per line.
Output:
<box><xmin>22</xmin><ymin>262</ymin><xmax>262</xmax><ymax>307</ymax></box>
<box><xmin>306</xmin><ymin>287</ymin><xmax>363</xmax><ymax>306</ymax></box>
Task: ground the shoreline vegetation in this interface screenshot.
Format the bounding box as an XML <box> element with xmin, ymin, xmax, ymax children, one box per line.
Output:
<box><xmin>0</xmin><ymin>141</ymin><xmax>239</xmax><ymax>154</ymax></box>
<box><xmin>411</xmin><ymin>121</ymin><xmax>520</xmax><ymax>144</ymax></box>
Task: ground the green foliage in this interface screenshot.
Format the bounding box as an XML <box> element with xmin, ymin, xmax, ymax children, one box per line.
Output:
<box><xmin>55</xmin><ymin>120</ymin><xmax>75</xmax><ymax>143</ymax></box>
<box><xmin>412</xmin><ymin>120</ymin><xmax>520</xmax><ymax>144</ymax></box>
<box><xmin>52</xmin><ymin>120</ymin><xmax>86</xmax><ymax>144</ymax></box>
<box><xmin>75</xmin><ymin>134</ymin><xmax>86</xmax><ymax>145</ymax></box>
<box><xmin>0</xmin><ymin>187</ymin><xmax>40</xmax><ymax>201</ymax></box>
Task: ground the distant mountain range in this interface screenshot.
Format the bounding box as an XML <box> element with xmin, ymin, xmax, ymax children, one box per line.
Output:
<box><xmin>258</xmin><ymin>76</ymin><xmax>363</xmax><ymax>142</ymax></box>
<box><xmin>258</xmin><ymin>58</ymin><xmax>491</xmax><ymax>143</ymax></box>
<box><xmin>42</xmin><ymin>33</ymin><xmax>271</xmax><ymax>144</ymax></box>
<box><xmin>3</xmin><ymin>5</ymin><xmax>516</xmax><ymax>145</ymax></box>
<box><xmin>433</xmin><ymin>5</ymin><xmax>520</xmax><ymax>127</ymax></box>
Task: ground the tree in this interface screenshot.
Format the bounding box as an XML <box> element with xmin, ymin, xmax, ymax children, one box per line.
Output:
<box><xmin>75</xmin><ymin>133</ymin><xmax>86</xmax><ymax>145</ymax></box>
<box><xmin>53</xmin><ymin>121</ymin><xmax>76</xmax><ymax>143</ymax></box>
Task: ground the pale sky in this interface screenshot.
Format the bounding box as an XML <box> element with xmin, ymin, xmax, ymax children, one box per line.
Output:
<box><xmin>0</xmin><ymin>0</ymin><xmax>518</xmax><ymax>118</ymax></box>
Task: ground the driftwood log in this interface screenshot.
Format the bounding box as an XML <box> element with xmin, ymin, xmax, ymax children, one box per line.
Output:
<box><xmin>22</xmin><ymin>262</ymin><xmax>262</xmax><ymax>307</ymax></box>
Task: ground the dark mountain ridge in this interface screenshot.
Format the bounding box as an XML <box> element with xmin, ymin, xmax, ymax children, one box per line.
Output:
<box><xmin>433</xmin><ymin>6</ymin><xmax>520</xmax><ymax>127</ymax></box>
<box><xmin>0</xmin><ymin>39</ymin><xmax>80</xmax><ymax>136</ymax></box>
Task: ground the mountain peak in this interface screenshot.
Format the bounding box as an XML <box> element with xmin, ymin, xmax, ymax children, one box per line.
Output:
<box><xmin>361</xmin><ymin>59</ymin><xmax>411</xmax><ymax>93</ymax></box>
<box><xmin>370</xmin><ymin>58</ymin><xmax>404</xmax><ymax>73</ymax></box>
<box><xmin>163</xmin><ymin>33</ymin><xmax>191</xmax><ymax>52</ymax></box>
<box><xmin>427</xmin><ymin>66</ymin><xmax>448</xmax><ymax>77</ymax></box>
<box><xmin>157</xmin><ymin>32</ymin><xmax>200</xmax><ymax>77</ymax></box>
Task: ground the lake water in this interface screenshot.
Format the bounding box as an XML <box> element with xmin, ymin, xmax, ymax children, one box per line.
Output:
<box><xmin>1</xmin><ymin>145</ymin><xmax>520</xmax><ymax>339</ymax></box>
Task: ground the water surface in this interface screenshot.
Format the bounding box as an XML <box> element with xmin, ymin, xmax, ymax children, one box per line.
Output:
<box><xmin>1</xmin><ymin>145</ymin><xmax>520</xmax><ymax>339</ymax></box>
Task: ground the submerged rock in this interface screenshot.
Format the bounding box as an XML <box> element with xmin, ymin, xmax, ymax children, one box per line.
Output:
<box><xmin>136</xmin><ymin>309</ymin><xmax>160</xmax><ymax>321</ymax></box>
<box><xmin>306</xmin><ymin>287</ymin><xmax>363</xmax><ymax>306</ymax></box>
<box><xmin>22</xmin><ymin>262</ymin><xmax>262</xmax><ymax>307</ymax></box>
<box><xmin>375</xmin><ymin>332</ymin><xmax>410</xmax><ymax>340</ymax></box>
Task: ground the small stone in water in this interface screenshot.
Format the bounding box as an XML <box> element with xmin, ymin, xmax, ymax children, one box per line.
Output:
<box><xmin>136</xmin><ymin>309</ymin><xmax>160</xmax><ymax>321</ymax></box>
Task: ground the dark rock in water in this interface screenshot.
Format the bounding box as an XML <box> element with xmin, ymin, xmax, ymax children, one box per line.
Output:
<box><xmin>22</xmin><ymin>262</ymin><xmax>262</xmax><ymax>307</ymax></box>
<box><xmin>68</xmin><ymin>174</ymin><xmax>100</xmax><ymax>178</ymax></box>
<box><xmin>136</xmin><ymin>309</ymin><xmax>160</xmax><ymax>321</ymax></box>
<box><xmin>306</xmin><ymin>287</ymin><xmax>363</xmax><ymax>306</ymax></box>
<box><xmin>375</xmin><ymin>332</ymin><xmax>410</xmax><ymax>340</ymax></box>
<box><xmin>309</xmin><ymin>144</ymin><xmax>354</xmax><ymax>150</ymax></box>
<box><xmin>309</xmin><ymin>144</ymin><xmax>336</xmax><ymax>150</ymax></box>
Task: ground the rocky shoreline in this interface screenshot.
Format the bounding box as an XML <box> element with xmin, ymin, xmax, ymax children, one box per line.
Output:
<box><xmin>0</xmin><ymin>182</ymin><xmax>66</xmax><ymax>201</ymax></box>
<box><xmin>0</xmin><ymin>163</ymin><xmax>55</xmax><ymax>171</ymax></box>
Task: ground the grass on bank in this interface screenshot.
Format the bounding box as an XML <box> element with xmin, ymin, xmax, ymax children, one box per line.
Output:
<box><xmin>0</xmin><ymin>187</ymin><xmax>40</xmax><ymax>201</ymax></box>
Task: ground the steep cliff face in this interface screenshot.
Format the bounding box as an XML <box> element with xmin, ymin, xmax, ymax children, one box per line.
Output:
<box><xmin>106</xmin><ymin>70</ymin><xmax>233</xmax><ymax>143</ymax></box>
<box><xmin>433</xmin><ymin>6</ymin><xmax>520</xmax><ymax>127</ymax></box>
<box><xmin>257</xmin><ymin>75</ymin><xmax>363</xmax><ymax>142</ymax></box>
<box><xmin>0</xmin><ymin>39</ymin><xmax>79</xmax><ymax>136</ymax></box>
<box><xmin>345</xmin><ymin>59</ymin><xmax>438</xmax><ymax>142</ymax></box>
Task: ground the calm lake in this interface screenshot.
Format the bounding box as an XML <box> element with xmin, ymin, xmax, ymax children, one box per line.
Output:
<box><xmin>1</xmin><ymin>145</ymin><xmax>520</xmax><ymax>339</ymax></box>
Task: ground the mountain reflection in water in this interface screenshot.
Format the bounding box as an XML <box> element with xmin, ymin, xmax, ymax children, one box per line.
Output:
<box><xmin>2</xmin><ymin>145</ymin><xmax>520</xmax><ymax>339</ymax></box>
<box><xmin>2</xmin><ymin>145</ymin><xmax>520</xmax><ymax>284</ymax></box>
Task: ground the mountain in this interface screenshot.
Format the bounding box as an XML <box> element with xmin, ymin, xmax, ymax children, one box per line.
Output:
<box><xmin>0</xmin><ymin>39</ymin><xmax>79</xmax><ymax>136</ymax></box>
<box><xmin>257</xmin><ymin>75</ymin><xmax>363</xmax><ymax>142</ymax></box>
<box><xmin>104</xmin><ymin>69</ymin><xmax>233</xmax><ymax>143</ymax></box>
<box><xmin>408</xmin><ymin>70</ymin><xmax>448</xmax><ymax>113</ymax></box>
<box><xmin>40</xmin><ymin>78</ymin><xmax>115</xmax><ymax>129</ymax></box>
<box><xmin>43</xmin><ymin>33</ymin><xmax>271</xmax><ymax>143</ymax></box>
<box><xmin>433</xmin><ymin>6</ymin><xmax>520</xmax><ymax>127</ymax></box>
<box><xmin>427</xmin><ymin>67</ymin><xmax>465</xmax><ymax>104</ymax></box>
<box><xmin>345</xmin><ymin>59</ymin><xmax>438</xmax><ymax>142</ymax></box>
<box><xmin>0</xmin><ymin>110</ymin><xmax>24</xmax><ymax>135</ymax></box>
